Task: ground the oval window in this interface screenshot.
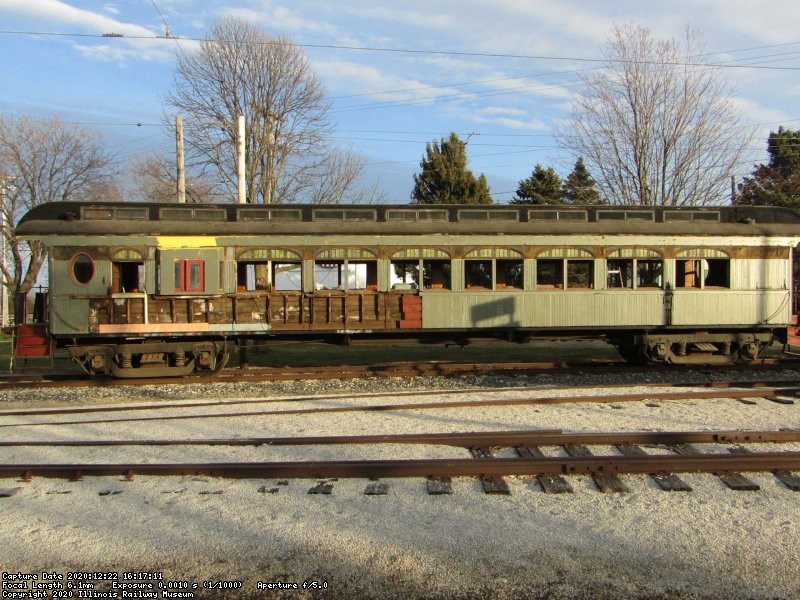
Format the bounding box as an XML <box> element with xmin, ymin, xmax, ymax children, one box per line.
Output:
<box><xmin>70</xmin><ymin>253</ymin><xmax>95</xmax><ymax>285</ymax></box>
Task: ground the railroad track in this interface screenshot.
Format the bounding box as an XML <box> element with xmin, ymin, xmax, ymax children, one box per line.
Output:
<box><xmin>2</xmin><ymin>429</ymin><xmax>799</xmax><ymax>494</ymax></box>
<box><xmin>2</xmin><ymin>355</ymin><xmax>797</xmax><ymax>390</ymax></box>
<box><xmin>0</xmin><ymin>382</ymin><xmax>796</xmax><ymax>427</ymax></box>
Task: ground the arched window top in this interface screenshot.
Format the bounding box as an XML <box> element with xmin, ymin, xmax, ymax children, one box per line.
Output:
<box><xmin>464</xmin><ymin>248</ymin><xmax>522</xmax><ymax>259</ymax></box>
<box><xmin>676</xmin><ymin>248</ymin><xmax>730</xmax><ymax>259</ymax></box>
<box><xmin>537</xmin><ymin>248</ymin><xmax>593</xmax><ymax>259</ymax></box>
<box><xmin>392</xmin><ymin>248</ymin><xmax>450</xmax><ymax>260</ymax></box>
<box><xmin>238</xmin><ymin>248</ymin><xmax>301</xmax><ymax>261</ymax></box>
<box><xmin>607</xmin><ymin>248</ymin><xmax>662</xmax><ymax>259</ymax></box>
<box><xmin>112</xmin><ymin>249</ymin><xmax>143</xmax><ymax>261</ymax></box>
<box><xmin>316</xmin><ymin>248</ymin><xmax>376</xmax><ymax>260</ymax></box>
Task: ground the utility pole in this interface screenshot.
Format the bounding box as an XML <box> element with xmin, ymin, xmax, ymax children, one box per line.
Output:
<box><xmin>236</xmin><ymin>115</ymin><xmax>246</xmax><ymax>204</ymax></box>
<box><xmin>176</xmin><ymin>116</ymin><xmax>186</xmax><ymax>203</ymax></box>
<box><xmin>0</xmin><ymin>175</ymin><xmax>12</xmax><ymax>329</ymax></box>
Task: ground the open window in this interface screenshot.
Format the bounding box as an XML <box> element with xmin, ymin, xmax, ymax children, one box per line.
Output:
<box><xmin>315</xmin><ymin>248</ymin><xmax>377</xmax><ymax>291</ymax></box>
<box><xmin>536</xmin><ymin>248</ymin><xmax>594</xmax><ymax>289</ymax></box>
<box><xmin>112</xmin><ymin>249</ymin><xmax>145</xmax><ymax>293</ymax></box>
<box><xmin>463</xmin><ymin>249</ymin><xmax>524</xmax><ymax>290</ymax></box>
<box><xmin>390</xmin><ymin>249</ymin><xmax>451</xmax><ymax>290</ymax></box>
<box><xmin>607</xmin><ymin>249</ymin><xmax>663</xmax><ymax>289</ymax></box>
<box><xmin>676</xmin><ymin>249</ymin><xmax>730</xmax><ymax>289</ymax></box>
<box><xmin>237</xmin><ymin>249</ymin><xmax>302</xmax><ymax>292</ymax></box>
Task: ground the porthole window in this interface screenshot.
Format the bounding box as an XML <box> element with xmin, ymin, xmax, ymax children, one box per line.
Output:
<box><xmin>70</xmin><ymin>253</ymin><xmax>95</xmax><ymax>285</ymax></box>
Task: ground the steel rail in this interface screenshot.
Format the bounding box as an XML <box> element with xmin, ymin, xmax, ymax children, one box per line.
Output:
<box><xmin>0</xmin><ymin>381</ymin><xmax>794</xmax><ymax>418</ymax></box>
<box><xmin>2</xmin><ymin>387</ymin><xmax>797</xmax><ymax>429</ymax></box>
<box><xmin>1</xmin><ymin>357</ymin><xmax>795</xmax><ymax>390</ymax></box>
<box><xmin>0</xmin><ymin>429</ymin><xmax>798</xmax><ymax>448</ymax></box>
<box><xmin>2</xmin><ymin>451</ymin><xmax>800</xmax><ymax>480</ymax></box>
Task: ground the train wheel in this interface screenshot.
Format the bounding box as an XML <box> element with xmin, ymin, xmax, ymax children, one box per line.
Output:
<box><xmin>192</xmin><ymin>342</ymin><xmax>230</xmax><ymax>375</ymax></box>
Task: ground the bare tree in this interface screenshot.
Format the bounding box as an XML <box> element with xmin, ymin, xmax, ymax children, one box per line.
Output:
<box><xmin>165</xmin><ymin>17</ymin><xmax>363</xmax><ymax>204</ymax></box>
<box><xmin>130</xmin><ymin>153</ymin><xmax>223</xmax><ymax>204</ymax></box>
<box><xmin>0</xmin><ymin>115</ymin><xmax>114</xmax><ymax>297</ymax></box>
<box><xmin>302</xmin><ymin>148</ymin><xmax>386</xmax><ymax>204</ymax></box>
<box><xmin>557</xmin><ymin>24</ymin><xmax>749</xmax><ymax>206</ymax></box>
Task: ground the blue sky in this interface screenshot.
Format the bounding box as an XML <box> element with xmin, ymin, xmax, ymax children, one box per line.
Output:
<box><xmin>2</xmin><ymin>0</ymin><xmax>800</xmax><ymax>203</ymax></box>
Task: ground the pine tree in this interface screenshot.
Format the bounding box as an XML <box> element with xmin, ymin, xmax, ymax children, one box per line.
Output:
<box><xmin>737</xmin><ymin>128</ymin><xmax>800</xmax><ymax>208</ymax></box>
<box><xmin>511</xmin><ymin>164</ymin><xmax>564</xmax><ymax>205</ymax></box>
<box><xmin>412</xmin><ymin>132</ymin><xmax>492</xmax><ymax>204</ymax></box>
<box><xmin>563</xmin><ymin>157</ymin><xmax>602</xmax><ymax>204</ymax></box>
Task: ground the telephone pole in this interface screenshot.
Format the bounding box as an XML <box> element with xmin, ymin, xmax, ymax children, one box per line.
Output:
<box><xmin>0</xmin><ymin>175</ymin><xmax>13</xmax><ymax>328</ymax></box>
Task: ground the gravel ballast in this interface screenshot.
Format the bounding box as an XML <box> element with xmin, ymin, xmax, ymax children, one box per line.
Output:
<box><xmin>1</xmin><ymin>370</ymin><xmax>799</xmax><ymax>599</ymax></box>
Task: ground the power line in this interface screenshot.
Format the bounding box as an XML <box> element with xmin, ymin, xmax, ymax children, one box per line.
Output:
<box><xmin>3</xmin><ymin>28</ymin><xmax>800</xmax><ymax>71</ymax></box>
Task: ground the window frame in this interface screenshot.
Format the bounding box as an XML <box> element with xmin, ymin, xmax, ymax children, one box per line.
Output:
<box><xmin>174</xmin><ymin>259</ymin><xmax>205</xmax><ymax>293</ymax></box>
<box><xmin>69</xmin><ymin>253</ymin><xmax>95</xmax><ymax>286</ymax></box>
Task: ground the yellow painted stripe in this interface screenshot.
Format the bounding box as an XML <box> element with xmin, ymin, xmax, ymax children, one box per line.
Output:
<box><xmin>156</xmin><ymin>236</ymin><xmax>218</xmax><ymax>248</ymax></box>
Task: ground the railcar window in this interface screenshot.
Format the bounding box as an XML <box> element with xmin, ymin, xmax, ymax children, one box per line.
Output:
<box><xmin>676</xmin><ymin>258</ymin><xmax>729</xmax><ymax>289</ymax></box>
<box><xmin>423</xmin><ymin>260</ymin><xmax>450</xmax><ymax>289</ymax></box>
<box><xmin>314</xmin><ymin>260</ymin><xmax>377</xmax><ymax>290</ymax></box>
<box><xmin>390</xmin><ymin>259</ymin><xmax>451</xmax><ymax>289</ymax></box>
<box><xmin>237</xmin><ymin>262</ymin><xmax>302</xmax><ymax>291</ymax></box>
<box><xmin>386</xmin><ymin>209</ymin><xmax>448</xmax><ymax>221</ymax></box>
<box><xmin>112</xmin><ymin>261</ymin><xmax>145</xmax><ymax>293</ymax></box>
<box><xmin>676</xmin><ymin>260</ymin><xmax>701</xmax><ymax>288</ymax></box>
<box><xmin>237</xmin><ymin>208</ymin><xmax>303</xmax><ymax>221</ymax></box>
<box><xmin>607</xmin><ymin>259</ymin><xmax>662</xmax><ymax>289</ymax></box>
<box><xmin>465</xmin><ymin>260</ymin><xmax>492</xmax><ymax>288</ymax></box>
<box><xmin>174</xmin><ymin>260</ymin><xmax>204</xmax><ymax>293</ymax></box>
<box><xmin>391</xmin><ymin>261</ymin><xmax>419</xmax><ymax>289</ymax></box>
<box><xmin>312</xmin><ymin>209</ymin><xmax>377</xmax><ymax>221</ymax></box>
<box><xmin>598</xmin><ymin>210</ymin><xmax>654</xmax><ymax>221</ymax></box>
<box><xmin>497</xmin><ymin>260</ymin><xmax>523</xmax><ymax>289</ymax></box>
<box><xmin>607</xmin><ymin>259</ymin><xmax>633</xmax><ymax>288</ymax></box>
<box><xmin>664</xmin><ymin>210</ymin><xmax>720</xmax><ymax>222</ymax></box>
<box><xmin>458</xmin><ymin>210</ymin><xmax>518</xmax><ymax>221</ymax></box>
<box><xmin>703</xmin><ymin>259</ymin><xmax>730</xmax><ymax>288</ymax></box>
<box><xmin>567</xmin><ymin>260</ymin><xmax>594</xmax><ymax>288</ymax></box>
<box><xmin>528</xmin><ymin>210</ymin><xmax>588</xmax><ymax>221</ymax></box>
<box><xmin>70</xmin><ymin>253</ymin><xmax>95</xmax><ymax>285</ymax></box>
<box><xmin>637</xmin><ymin>260</ymin><xmax>663</xmax><ymax>287</ymax></box>
<box><xmin>537</xmin><ymin>260</ymin><xmax>564</xmax><ymax>289</ymax></box>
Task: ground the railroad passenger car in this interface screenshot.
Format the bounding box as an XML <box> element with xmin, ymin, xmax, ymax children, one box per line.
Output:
<box><xmin>13</xmin><ymin>202</ymin><xmax>800</xmax><ymax>377</ymax></box>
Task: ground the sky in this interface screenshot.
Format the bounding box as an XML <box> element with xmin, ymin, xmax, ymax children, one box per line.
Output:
<box><xmin>2</xmin><ymin>0</ymin><xmax>800</xmax><ymax>203</ymax></box>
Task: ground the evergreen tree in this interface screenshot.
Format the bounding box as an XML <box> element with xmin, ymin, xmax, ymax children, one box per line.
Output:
<box><xmin>563</xmin><ymin>157</ymin><xmax>602</xmax><ymax>204</ymax></box>
<box><xmin>737</xmin><ymin>127</ymin><xmax>800</xmax><ymax>208</ymax></box>
<box><xmin>511</xmin><ymin>164</ymin><xmax>564</xmax><ymax>204</ymax></box>
<box><xmin>412</xmin><ymin>132</ymin><xmax>492</xmax><ymax>204</ymax></box>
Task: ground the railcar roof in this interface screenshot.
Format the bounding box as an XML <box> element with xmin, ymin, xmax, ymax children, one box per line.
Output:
<box><xmin>15</xmin><ymin>201</ymin><xmax>800</xmax><ymax>238</ymax></box>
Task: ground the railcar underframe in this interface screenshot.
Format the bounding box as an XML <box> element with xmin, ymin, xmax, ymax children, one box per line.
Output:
<box><xmin>62</xmin><ymin>287</ymin><xmax>781</xmax><ymax>377</ymax></box>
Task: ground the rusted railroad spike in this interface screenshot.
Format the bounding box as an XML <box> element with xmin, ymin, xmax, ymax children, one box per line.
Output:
<box><xmin>670</xmin><ymin>444</ymin><xmax>759</xmax><ymax>491</ymax></box>
<box><xmin>469</xmin><ymin>447</ymin><xmax>510</xmax><ymax>494</ymax></box>
<box><xmin>563</xmin><ymin>444</ymin><xmax>630</xmax><ymax>493</ymax></box>
<box><xmin>614</xmin><ymin>443</ymin><xmax>692</xmax><ymax>492</ymax></box>
<box><xmin>728</xmin><ymin>447</ymin><xmax>800</xmax><ymax>491</ymax></box>
<box><xmin>514</xmin><ymin>445</ymin><xmax>573</xmax><ymax>493</ymax></box>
